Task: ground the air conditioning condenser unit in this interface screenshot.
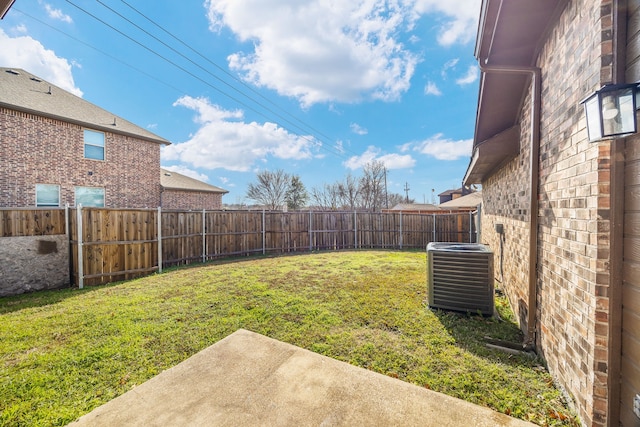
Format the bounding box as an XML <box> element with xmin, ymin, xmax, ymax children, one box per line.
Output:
<box><xmin>427</xmin><ymin>242</ymin><xmax>494</xmax><ymax>316</ymax></box>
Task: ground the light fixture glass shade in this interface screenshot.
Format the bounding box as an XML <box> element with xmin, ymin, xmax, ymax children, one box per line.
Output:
<box><xmin>581</xmin><ymin>83</ymin><xmax>639</xmax><ymax>142</ymax></box>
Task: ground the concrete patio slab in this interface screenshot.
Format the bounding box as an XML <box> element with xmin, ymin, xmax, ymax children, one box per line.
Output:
<box><xmin>69</xmin><ymin>329</ymin><xmax>535</xmax><ymax>426</ymax></box>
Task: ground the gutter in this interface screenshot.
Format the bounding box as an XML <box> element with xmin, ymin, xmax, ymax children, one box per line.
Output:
<box><xmin>476</xmin><ymin>64</ymin><xmax>541</xmax><ymax>348</ymax></box>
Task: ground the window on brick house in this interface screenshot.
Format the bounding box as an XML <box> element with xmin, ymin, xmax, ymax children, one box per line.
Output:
<box><xmin>84</xmin><ymin>129</ymin><xmax>105</xmax><ymax>160</ymax></box>
<box><xmin>75</xmin><ymin>186</ymin><xmax>105</xmax><ymax>207</ymax></box>
<box><xmin>35</xmin><ymin>184</ymin><xmax>60</xmax><ymax>207</ymax></box>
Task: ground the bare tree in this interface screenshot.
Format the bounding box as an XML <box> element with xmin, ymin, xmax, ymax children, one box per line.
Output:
<box><xmin>311</xmin><ymin>182</ymin><xmax>341</xmax><ymax>210</ymax></box>
<box><xmin>336</xmin><ymin>173</ymin><xmax>360</xmax><ymax>210</ymax></box>
<box><xmin>246</xmin><ymin>169</ymin><xmax>291</xmax><ymax>210</ymax></box>
<box><xmin>387</xmin><ymin>193</ymin><xmax>413</xmax><ymax>208</ymax></box>
<box><xmin>359</xmin><ymin>160</ymin><xmax>387</xmax><ymax>211</ymax></box>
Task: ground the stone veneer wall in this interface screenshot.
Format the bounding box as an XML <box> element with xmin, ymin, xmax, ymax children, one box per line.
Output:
<box><xmin>0</xmin><ymin>235</ymin><xmax>70</xmax><ymax>296</ymax></box>
<box><xmin>161</xmin><ymin>189</ymin><xmax>224</xmax><ymax>210</ymax></box>
<box><xmin>481</xmin><ymin>0</ymin><xmax>616</xmax><ymax>425</ymax></box>
<box><xmin>0</xmin><ymin>108</ymin><xmax>162</xmax><ymax>208</ymax></box>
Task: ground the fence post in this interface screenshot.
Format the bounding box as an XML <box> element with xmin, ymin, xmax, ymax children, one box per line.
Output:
<box><xmin>469</xmin><ymin>211</ymin><xmax>473</xmax><ymax>243</ymax></box>
<box><xmin>157</xmin><ymin>207</ymin><xmax>163</xmax><ymax>273</ymax></box>
<box><xmin>202</xmin><ymin>209</ymin><xmax>206</xmax><ymax>263</ymax></box>
<box><xmin>475</xmin><ymin>205</ymin><xmax>482</xmax><ymax>243</ymax></box>
<box><xmin>262</xmin><ymin>209</ymin><xmax>266</xmax><ymax>255</ymax></box>
<box><xmin>399</xmin><ymin>212</ymin><xmax>403</xmax><ymax>249</ymax></box>
<box><xmin>64</xmin><ymin>203</ymin><xmax>69</xmax><ymax>238</ymax></box>
<box><xmin>309</xmin><ymin>210</ymin><xmax>313</xmax><ymax>252</ymax></box>
<box><xmin>76</xmin><ymin>204</ymin><xmax>84</xmax><ymax>289</ymax></box>
<box><xmin>353</xmin><ymin>211</ymin><xmax>357</xmax><ymax>249</ymax></box>
<box><xmin>432</xmin><ymin>214</ymin><xmax>436</xmax><ymax>242</ymax></box>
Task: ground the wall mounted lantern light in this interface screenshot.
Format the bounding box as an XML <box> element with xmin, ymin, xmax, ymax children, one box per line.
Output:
<box><xmin>581</xmin><ymin>83</ymin><xmax>640</xmax><ymax>142</ymax></box>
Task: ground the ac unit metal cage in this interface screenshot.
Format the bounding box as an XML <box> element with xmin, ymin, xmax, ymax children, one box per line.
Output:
<box><xmin>427</xmin><ymin>242</ymin><xmax>494</xmax><ymax>316</ymax></box>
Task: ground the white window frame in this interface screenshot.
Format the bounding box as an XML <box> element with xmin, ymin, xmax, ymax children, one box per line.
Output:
<box><xmin>35</xmin><ymin>184</ymin><xmax>60</xmax><ymax>207</ymax></box>
<box><xmin>75</xmin><ymin>186</ymin><xmax>105</xmax><ymax>207</ymax></box>
<box><xmin>84</xmin><ymin>129</ymin><xmax>105</xmax><ymax>161</ymax></box>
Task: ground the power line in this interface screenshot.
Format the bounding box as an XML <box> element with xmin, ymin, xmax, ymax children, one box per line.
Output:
<box><xmin>117</xmin><ymin>0</ymin><xmax>339</xmax><ymax>147</ymax></box>
<box><xmin>96</xmin><ymin>0</ymin><xmax>322</xmax><ymax>142</ymax></box>
<box><xmin>62</xmin><ymin>0</ymin><xmax>352</xmax><ymax>160</ymax></box>
<box><xmin>13</xmin><ymin>8</ymin><xmax>187</xmax><ymax>97</ymax></box>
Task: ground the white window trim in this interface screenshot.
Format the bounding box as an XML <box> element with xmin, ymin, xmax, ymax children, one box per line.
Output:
<box><xmin>83</xmin><ymin>129</ymin><xmax>105</xmax><ymax>161</ymax></box>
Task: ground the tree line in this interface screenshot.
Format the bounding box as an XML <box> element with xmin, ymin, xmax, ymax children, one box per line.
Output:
<box><xmin>246</xmin><ymin>160</ymin><xmax>414</xmax><ymax>211</ymax></box>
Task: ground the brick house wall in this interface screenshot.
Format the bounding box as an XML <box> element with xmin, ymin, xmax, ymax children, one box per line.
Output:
<box><xmin>481</xmin><ymin>97</ymin><xmax>532</xmax><ymax>331</ymax></box>
<box><xmin>538</xmin><ymin>3</ymin><xmax>615</xmax><ymax>425</ymax></box>
<box><xmin>0</xmin><ymin>107</ymin><xmax>162</xmax><ymax>208</ymax></box>
<box><xmin>480</xmin><ymin>0</ymin><xmax>617</xmax><ymax>425</ymax></box>
<box><xmin>161</xmin><ymin>189</ymin><xmax>223</xmax><ymax>210</ymax></box>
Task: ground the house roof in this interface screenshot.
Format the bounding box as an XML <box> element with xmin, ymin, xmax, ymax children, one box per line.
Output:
<box><xmin>161</xmin><ymin>169</ymin><xmax>228</xmax><ymax>194</ymax></box>
<box><xmin>438</xmin><ymin>188</ymin><xmax>464</xmax><ymax>197</ymax></box>
<box><xmin>464</xmin><ymin>0</ymin><xmax>568</xmax><ymax>184</ymax></box>
<box><xmin>0</xmin><ymin>68</ymin><xmax>170</xmax><ymax>145</ymax></box>
<box><xmin>389</xmin><ymin>203</ymin><xmax>440</xmax><ymax>211</ymax></box>
<box><xmin>0</xmin><ymin>0</ymin><xmax>15</xmax><ymax>19</ymax></box>
<box><xmin>439</xmin><ymin>191</ymin><xmax>482</xmax><ymax>209</ymax></box>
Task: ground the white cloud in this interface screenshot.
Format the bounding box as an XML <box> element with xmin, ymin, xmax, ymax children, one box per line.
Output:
<box><xmin>413</xmin><ymin>0</ymin><xmax>481</xmax><ymax>46</ymax></box>
<box><xmin>414</xmin><ymin>133</ymin><xmax>472</xmax><ymax>160</ymax></box>
<box><xmin>206</xmin><ymin>0</ymin><xmax>418</xmax><ymax>107</ymax></box>
<box><xmin>424</xmin><ymin>81</ymin><xmax>442</xmax><ymax>96</ymax></box>
<box><xmin>350</xmin><ymin>123</ymin><xmax>368</xmax><ymax>135</ymax></box>
<box><xmin>344</xmin><ymin>146</ymin><xmax>415</xmax><ymax>170</ymax></box>
<box><xmin>13</xmin><ymin>24</ymin><xmax>28</xmax><ymax>34</ymax></box>
<box><xmin>0</xmin><ymin>29</ymin><xmax>82</xmax><ymax>97</ymax></box>
<box><xmin>162</xmin><ymin>165</ymin><xmax>210</xmax><ymax>182</ymax></box>
<box><xmin>441</xmin><ymin>58</ymin><xmax>459</xmax><ymax>79</ymax></box>
<box><xmin>162</xmin><ymin>96</ymin><xmax>318</xmax><ymax>172</ymax></box>
<box><xmin>44</xmin><ymin>4</ymin><xmax>73</xmax><ymax>23</ymax></box>
<box><xmin>456</xmin><ymin>65</ymin><xmax>478</xmax><ymax>85</ymax></box>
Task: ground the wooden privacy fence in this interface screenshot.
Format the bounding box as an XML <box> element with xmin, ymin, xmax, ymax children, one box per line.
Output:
<box><xmin>2</xmin><ymin>207</ymin><xmax>478</xmax><ymax>288</ymax></box>
<box><xmin>0</xmin><ymin>208</ymin><xmax>67</xmax><ymax>237</ymax></box>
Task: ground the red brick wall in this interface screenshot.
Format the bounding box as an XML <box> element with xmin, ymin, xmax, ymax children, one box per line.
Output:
<box><xmin>0</xmin><ymin>107</ymin><xmax>162</xmax><ymax>208</ymax></box>
<box><xmin>480</xmin><ymin>1</ymin><xmax>615</xmax><ymax>425</ymax></box>
<box><xmin>161</xmin><ymin>189</ymin><xmax>223</xmax><ymax>210</ymax></box>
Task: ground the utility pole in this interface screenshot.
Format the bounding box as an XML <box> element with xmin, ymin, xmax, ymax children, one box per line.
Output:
<box><xmin>404</xmin><ymin>182</ymin><xmax>410</xmax><ymax>203</ymax></box>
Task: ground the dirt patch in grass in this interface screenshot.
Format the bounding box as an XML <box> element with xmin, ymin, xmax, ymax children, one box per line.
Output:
<box><xmin>0</xmin><ymin>251</ymin><xmax>578</xmax><ymax>426</ymax></box>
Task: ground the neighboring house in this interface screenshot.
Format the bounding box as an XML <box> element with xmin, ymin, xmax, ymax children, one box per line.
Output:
<box><xmin>0</xmin><ymin>68</ymin><xmax>170</xmax><ymax>208</ymax></box>
<box><xmin>160</xmin><ymin>168</ymin><xmax>228</xmax><ymax>210</ymax></box>
<box><xmin>464</xmin><ymin>1</ymin><xmax>640</xmax><ymax>426</ymax></box>
<box><xmin>384</xmin><ymin>203</ymin><xmax>441</xmax><ymax>213</ymax></box>
<box><xmin>438</xmin><ymin>191</ymin><xmax>482</xmax><ymax>212</ymax></box>
<box><xmin>437</xmin><ymin>187</ymin><xmax>473</xmax><ymax>204</ymax></box>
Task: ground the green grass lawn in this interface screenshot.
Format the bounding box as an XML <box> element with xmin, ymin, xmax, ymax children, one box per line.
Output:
<box><xmin>0</xmin><ymin>250</ymin><xmax>578</xmax><ymax>426</ymax></box>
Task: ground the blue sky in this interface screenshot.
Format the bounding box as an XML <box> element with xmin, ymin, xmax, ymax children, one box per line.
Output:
<box><xmin>0</xmin><ymin>0</ymin><xmax>481</xmax><ymax>205</ymax></box>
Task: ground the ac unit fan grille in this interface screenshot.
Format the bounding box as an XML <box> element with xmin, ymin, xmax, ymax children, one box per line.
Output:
<box><xmin>427</xmin><ymin>246</ymin><xmax>494</xmax><ymax>315</ymax></box>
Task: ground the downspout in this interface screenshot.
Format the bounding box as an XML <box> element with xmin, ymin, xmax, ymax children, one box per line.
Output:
<box><xmin>476</xmin><ymin>63</ymin><xmax>541</xmax><ymax>348</ymax></box>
